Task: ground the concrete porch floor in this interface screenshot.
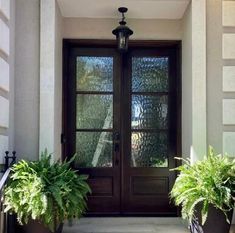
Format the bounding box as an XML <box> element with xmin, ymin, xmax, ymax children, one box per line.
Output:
<box><xmin>63</xmin><ymin>218</ymin><xmax>235</xmax><ymax>233</ymax></box>
<box><xmin>63</xmin><ymin>217</ymin><xmax>190</xmax><ymax>233</ymax></box>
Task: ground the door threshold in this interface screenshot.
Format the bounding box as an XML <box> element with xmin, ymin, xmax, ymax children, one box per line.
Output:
<box><xmin>69</xmin><ymin>217</ymin><xmax>187</xmax><ymax>225</ymax></box>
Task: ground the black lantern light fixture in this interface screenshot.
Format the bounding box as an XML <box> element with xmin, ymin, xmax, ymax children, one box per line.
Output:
<box><xmin>112</xmin><ymin>7</ymin><xmax>133</xmax><ymax>52</ymax></box>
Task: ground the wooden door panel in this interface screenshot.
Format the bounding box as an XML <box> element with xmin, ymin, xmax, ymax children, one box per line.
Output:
<box><xmin>131</xmin><ymin>176</ymin><xmax>169</xmax><ymax>195</ymax></box>
<box><xmin>65</xmin><ymin>46</ymin><xmax>121</xmax><ymax>214</ymax></box>
<box><xmin>88</xmin><ymin>177</ymin><xmax>113</xmax><ymax>196</ymax></box>
<box><xmin>63</xmin><ymin>40</ymin><xmax>181</xmax><ymax>216</ymax></box>
<box><xmin>121</xmin><ymin>47</ymin><xmax>179</xmax><ymax>215</ymax></box>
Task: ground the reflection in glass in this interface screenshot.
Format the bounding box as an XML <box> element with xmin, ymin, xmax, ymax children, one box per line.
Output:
<box><xmin>77</xmin><ymin>57</ymin><xmax>113</xmax><ymax>91</ymax></box>
<box><xmin>132</xmin><ymin>95</ymin><xmax>168</xmax><ymax>129</ymax></box>
<box><xmin>76</xmin><ymin>95</ymin><xmax>113</xmax><ymax>129</ymax></box>
<box><xmin>131</xmin><ymin>132</ymin><xmax>168</xmax><ymax>167</ymax></box>
<box><xmin>132</xmin><ymin>57</ymin><xmax>168</xmax><ymax>92</ymax></box>
<box><xmin>75</xmin><ymin>132</ymin><xmax>113</xmax><ymax>168</ymax></box>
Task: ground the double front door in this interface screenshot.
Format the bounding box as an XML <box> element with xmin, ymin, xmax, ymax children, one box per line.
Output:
<box><xmin>64</xmin><ymin>41</ymin><xmax>180</xmax><ymax>216</ymax></box>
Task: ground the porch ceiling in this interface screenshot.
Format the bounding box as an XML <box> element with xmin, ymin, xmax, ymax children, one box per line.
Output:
<box><xmin>57</xmin><ymin>0</ymin><xmax>190</xmax><ymax>19</ymax></box>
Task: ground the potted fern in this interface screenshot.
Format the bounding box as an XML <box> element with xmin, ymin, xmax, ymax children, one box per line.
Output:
<box><xmin>170</xmin><ymin>146</ymin><xmax>235</xmax><ymax>233</ymax></box>
<box><xmin>4</xmin><ymin>150</ymin><xmax>91</xmax><ymax>233</ymax></box>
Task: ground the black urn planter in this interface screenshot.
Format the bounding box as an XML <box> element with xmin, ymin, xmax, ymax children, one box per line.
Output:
<box><xmin>193</xmin><ymin>205</ymin><xmax>233</xmax><ymax>233</ymax></box>
<box><xmin>17</xmin><ymin>220</ymin><xmax>63</xmax><ymax>233</ymax></box>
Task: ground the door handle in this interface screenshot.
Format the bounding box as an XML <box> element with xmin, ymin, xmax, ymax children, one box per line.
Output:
<box><xmin>114</xmin><ymin>142</ymin><xmax>120</xmax><ymax>152</ymax></box>
<box><xmin>113</xmin><ymin>132</ymin><xmax>120</xmax><ymax>166</ymax></box>
<box><xmin>113</xmin><ymin>132</ymin><xmax>120</xmax><ymax>152</ymax></box>
<box><xmin>114</xmin><ymin>132</ymin><xmax>120</xmax><ymax>141</ymax></box>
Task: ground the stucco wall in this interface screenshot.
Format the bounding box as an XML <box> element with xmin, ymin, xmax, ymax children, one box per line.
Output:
<box><xmin>40</xmin><ymin>0</ymin><xmax>63</xmax><ymax>160</ymax></box>
<box><xmin>181</xmin><ymin>4</ymin><xmax>192</xmax><ymax>158</ymax></box>
<box><xmin>15</xmin><ymin>0</ymin><xmax>40</xmax><ymax>161</ymax></box>
<box><xmin>54</xmin><ymin>1</ymin><xmax>63</xmax><ymax>159</ymax></box>
<box><xmin>63</xmin><ymin>18</ymin><xmax>182</xmax><ymax>40</ymax></box>
<box><xmin>9</xmin><ymin>0</ymin><xmax>15</xmax><ymax>152</ymax></box>
<box><xmin>0</xmin><ymin>0</ymin><xmax>14</xmax><ymax>163</ymax></box>
<box><xmin>207</xmin><ymin>0</ymin><xmax>223</xmax><ymax>153</ymax></box>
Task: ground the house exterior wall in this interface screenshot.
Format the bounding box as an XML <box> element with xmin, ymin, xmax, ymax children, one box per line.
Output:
<box><xmin>3</xmin><ymin>0</ymin><xmax>235</xmax><ymax>222</ymax></box>
<box><xmin>14</xmin><ymin>0</ymin><xmax>40</xmax><ymax>160</ymax></box>
<box><xmin>220</xmin><ymin>0</ymin><xmax>235</xmax><ymax>223</ymax></box>
<box><xmin>0</xmin><ymin>0</ymin><xmax>15</xmax><ymax>163</ymax></box>
<box><xmin>54</xmin><ymin>0</ymin><xmax>63</xmax><ymax>160</ymax></box>
<box><xmin>222</xmin><ymin>0</ymin><xmax>235</xmax><ymax>157</ymax></box>
<box><xmin>63</xmin><ymin>18</ymin><xmax>182</xmax><ymax>40</ymax></box>
<box><xmin>182</xmin><ymin>4</ymin><xmax>192</xmax><ymax>158</ymax></box>
<box><xmin>40</xmin><ymin>0</ymin><xmax>63</xmax><ymax>160</ymax></box>
<box><xmin>13</xmin><ymin>0</ymin><xmax>235</xmax><ymax>167</ymax></box>
<box><xmin>207</xmin><ymin>0</ymin><xmax>223</xmax><ymax>153</ymax></box>
<box><xmin>14</xmin><ymin>1</ymin><xmax>184</xmax><ymax>161</ymax></box>
<box><xmin>14</xmin><ymin>0</ymin><xmax>207</xmax><ymax>161</ymax></box>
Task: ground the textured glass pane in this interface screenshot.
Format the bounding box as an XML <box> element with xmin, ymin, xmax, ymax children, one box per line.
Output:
<box><xmin>132</xmin><ymin>95</ymin><xmax>168</xmax><ymax>129</ymax></box>
<box><xmin>76</xmin><ymin>95</ymin><xmax>113</xmax><ymax>129</ymax></box>
<box><xmin>77</xmin><ymin>57</ymin><xmax>113</xmax><ymax>91</ymax></box>
<box><xmin>132</xmin><ymin>57</ymin><xmax>168</xmax><ymax>92</ymax></box>
<box><xmin>75</xmin><ymin>132</ymin><xmax>113</xmax><ymax>168</ymax></box>
<box><xmin>131</xmin><ymin>132</ymin><xmax>168</xmax><ymax>167</ymax></box>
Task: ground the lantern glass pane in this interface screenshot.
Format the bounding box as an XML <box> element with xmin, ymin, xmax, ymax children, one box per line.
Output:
<box><xmin>118</xmin><ymin>32</ymin><xmax>128</xmax><ymax>51</ymax></box>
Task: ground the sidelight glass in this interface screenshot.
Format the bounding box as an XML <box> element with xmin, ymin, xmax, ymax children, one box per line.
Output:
<box><xmin>131</xmin><ymin>95</ymin><xmax>168</xmax><ymax>129</ymax></box>
<box><xmin>131</xmin><ymin>132</ymin><xmax>168</xmax><ymax>167</ymax></box>
<box><xmin>76</xmin><ymin>56</ymin><xmax>113</xmax><ymax>92</ymax></box>
<box><xmin>75</xmin><ymin>132</ymin><xmax>113</xmax><ymax>168</ymax></box>
<box><xmin>76</xmin><ymin>94</ymin><xmax>113</xmax><ymax>129</ymax></box>
<box><xmin>132</xmin><ymin>57</ymin><xmax>169</xmax><ymax>92</ymax></box>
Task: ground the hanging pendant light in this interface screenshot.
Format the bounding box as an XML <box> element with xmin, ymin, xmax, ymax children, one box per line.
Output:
<box><xmin>112</xmin><ymin>7</ymin><xmax>133</xmax><ymax>53</ymax></box>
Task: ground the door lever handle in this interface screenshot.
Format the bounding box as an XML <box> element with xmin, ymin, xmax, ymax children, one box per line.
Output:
<box><xmin>114</xmin><ymin>142</ymin><xmax>120</xmax><ymax>152</ymax></box>
<box><xmin>114</xmin><ymin>132</ymin><xmax>120</xmax><ymax>141</ymax></box>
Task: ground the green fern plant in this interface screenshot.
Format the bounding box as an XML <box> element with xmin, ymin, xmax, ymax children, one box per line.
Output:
<box><xmin>170</xmin><ymin>146</ymin><xmax>235</xmax><ymax>225</ymax></box>
<box><xmin>4</xmin><ymin>150</ymin><xmax>91</xmax><ymax>232</ymax></box>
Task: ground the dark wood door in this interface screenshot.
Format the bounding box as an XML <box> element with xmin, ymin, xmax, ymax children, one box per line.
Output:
<box><xmin>63</xmin><ymin>40</ymin><xmax>181</xmax><ymax>216</ymax></box>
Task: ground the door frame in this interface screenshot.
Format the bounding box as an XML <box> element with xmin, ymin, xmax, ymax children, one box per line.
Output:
<box><xmin>62</xmin><ymin>39</ymin><xmax>182</xmax><ymax>216</ymax></box>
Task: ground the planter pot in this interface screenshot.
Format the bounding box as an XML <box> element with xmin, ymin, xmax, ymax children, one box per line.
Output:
<box><xmin>193</xmin><ymin>205</ymin><xmax>233</xmax><ymax>233</ymax></box>
<box><xmin>23</xmin><ymin>220</ymin><xmax>63</xmax><ymax>233</ymax></box>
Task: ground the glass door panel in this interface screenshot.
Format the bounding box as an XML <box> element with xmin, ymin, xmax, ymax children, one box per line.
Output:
<box><xmin>131</xmin><ymin>56</ymin><xmax>169</xmax><ymax>168</ymax></box>
<box><xmin>76</xmin><ymin>131</ymin><xmax>113</xmax><ymax>167</ymax></box>
<box><xmin>132</xmin><ymin>57</ymin><xmax>169</xmax><ymax>92</ymax></box>
<box><xmin>76</xmin><ymin>94</ymin><xmax>113</xmax><ymax>129</ymax></box>
<box><xmin>76</xmin><ymin>56</ymin><xmax>113</xmax><ymax>91</ymax></box>
<box><xmin>131</xmin><ymin>131</ymin><xmax>168</xmax><ymax>167</ymax></box>
<box><xmin>75</xmin><ymin>56</ymin><xmax>114</xmax><ymax>168</ymax></box>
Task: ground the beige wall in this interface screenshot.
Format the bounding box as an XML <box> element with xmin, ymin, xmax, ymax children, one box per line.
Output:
<box><xmin>63</xmin><ymin>18</ymin><xmax>182</xmax><ymax>40</ymax></box>
<box><xmin>207</xmin><ymin>0</ymin><xmax>223</xmax><ymax>153</ymax></box>
<box><xmin>54</xmin><ymin>1</ymin><xmax>63</xmax><ymax>159</ymax></box>
<box><xmin>15</xmin><ymin>0</ymin><xmax>40</xmax><ymax>161</ymax></box>
<box><xmin>0</xmin><ymin>0</ymin><xmax>15</xmax><ymax>163</ymax></box>
<box><xmin>40</xmin><ymin>0</ymin><xmax>63</xmax><ymax>160</ymax></box>
<box><xmin>181</xmin><ymin>4</ymin><xmax>192</xmax><ymax>158</ymax></box>
<box><xmin>9</xmin><ymin>0</ymin><xmax>15</xmax><ymax>152</ymax></box>
<box><xmin>180</xmin><ymin>0</ymin><xmax>207</xmax><ymax>160</ymax></box>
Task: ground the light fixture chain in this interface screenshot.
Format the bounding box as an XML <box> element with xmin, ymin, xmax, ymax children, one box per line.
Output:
<box><xmin>122</xmin><ymin>12</ymin><xmax>125</xmax><ymax>22</ymax></box>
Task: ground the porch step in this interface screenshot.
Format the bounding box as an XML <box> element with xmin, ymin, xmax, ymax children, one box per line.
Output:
<box><xmin>63</xmin><ymin>217</ymin><xmax>189</xmax><ymax>233</ymax></box>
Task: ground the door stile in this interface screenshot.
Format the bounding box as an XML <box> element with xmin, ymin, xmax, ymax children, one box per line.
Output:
<box><xmin>121</xmin><ymin>51</ymin><xmax>132</xmax><ymax>213</ymax></box>
<box><xmin>113</xmin><ymin>51</ymin><xmax>122</xmax><ymax>212</ymax></box>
